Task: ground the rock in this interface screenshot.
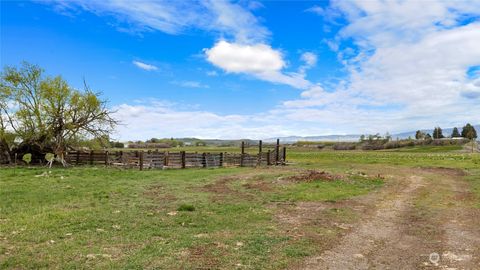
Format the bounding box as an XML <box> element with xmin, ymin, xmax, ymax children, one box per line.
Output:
<box><xmin>353</xmin><ymin>253</ymin><xmax>364</xmax><ymax>259</ymax></box>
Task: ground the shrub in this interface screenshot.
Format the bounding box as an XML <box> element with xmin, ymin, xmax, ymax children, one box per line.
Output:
<box><xmin>22</xmin><ymin>153</ymin><xmax>32</xmax><ymax>165</ymax></box>
<box><xmin>177</xmin><ymin>204</ymin><xmax>195</xmax><ymax>212</ymax></box>
<box><xmin>333</xmin><ymin>143</ymin><xmax>356</xmax><ymax>150</ymax></box>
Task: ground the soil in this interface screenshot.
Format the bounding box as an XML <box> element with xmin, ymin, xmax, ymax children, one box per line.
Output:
<box><xmin>286</xmin><ymin>170</ymin><xmax>343</xmax><ymax>182</ymax></box>
<box><xmin>285</xmin><ymin>167</ymin><xmax>480</xmax><ymax>270</ymax></box>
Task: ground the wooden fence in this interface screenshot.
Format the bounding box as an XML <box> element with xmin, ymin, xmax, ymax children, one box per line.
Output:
<box><xmin>64</xmin><ymin>140</ymin><xmax>286</xmax><ymax>170</ymax></box>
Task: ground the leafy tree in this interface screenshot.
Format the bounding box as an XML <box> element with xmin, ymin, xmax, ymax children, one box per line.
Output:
<box><xmin>110</xmin><ymin>141</ymin><xmax>124</xmax><ymax>148</ymax></box>
<box><xmin>415</xmin><ymin>130</ymin><xmax>425</xmax><ymax>140</ymax></box>
<box><xmin>0</xmin><ymin>62</ymin><xmax>117</xmax><ymax>165</ymax></box>
<box><xmin>461</xmin><ymin>123</ymin><xmax>477</xmax><ymax>140</ymax></box>
<box><xmin>384</xmin><ymin>132</ymin><xmax>392</xmax><ymax>141</ymax></box>
<box><xmin>425</xmin><ymin>133</ymin><xmax>432</xmax><ymax>139</ymax></box>
<box><xmin>433</xmin><ymin>127</ymin><xmax>444</xmax><ymax>139</ymax></box>
<box><xmin>451</xmin><ymin>127</ymin><xmax>461</xmax><ymax>138</ymax></box>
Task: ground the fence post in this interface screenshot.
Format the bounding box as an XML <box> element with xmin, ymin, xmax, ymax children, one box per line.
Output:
<box><xmin>275</xmin><ymin>139</ymin><xmax>280</xmax><ymax>165</ymax></box>
<box><xmin>105</xmin><ymin>150</ymin><xmax>109</xmax><ymax>166</ymax></box>
<box><xmin>139</xmin><ymin>151</ymin><xmax>144</xmax><ymax>171</ymax></box>
<box><xmin>282</xmin><ymin>147</ymin><xmax>287</xmax><ymax>165</ymax></box>
<box><xmin>267</xmin><ymin>150</ymin><xmax>271</xmax><ymax>165</ymax></box>
<box><xmin>240</xmin><ymin>141</ymin><xmax>245</xmax><ymax>167</ymax></box>
<box><xmin>202</xmin><ymin>152</ymin><xmax>207</xmax><ymax>168</ymax></box>
<box><xmin>90</xmin><ymin>150</ymin><xmax>94</xmax><ymax>165</ymax></box>
<box><xmin>181</xmin><ymin>151</ymin><xmax>186</xmax><ymax>169</ymax></box>
<box><xmin>164</xmin><ymin>151</ymin><xmax>169</xmax><ymax>167</ymax></box>
<box><xmin>257</xmin><ymin>140</ymin><xmax>262</xmax><ymax>166</ymax></box>
<box><xmin>76</xmin><ymin>150</ymin><xmax>80</xmax><ymax>165</ymax></box>
<box><xmin>119</xmin><ymin>150</ymin><xmax>123</xmax><ymax>164</ymax></box>
<box><xmin>219</xmin><ymin>152</ymin><xmax>224</xmax><ymax>167</ymax></box>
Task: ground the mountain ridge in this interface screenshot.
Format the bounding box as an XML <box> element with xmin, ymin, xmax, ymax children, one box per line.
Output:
<box><xmin>263</xmin><ymin>124</ymin><xmax>480</xmax><ymax>143</ymax></box>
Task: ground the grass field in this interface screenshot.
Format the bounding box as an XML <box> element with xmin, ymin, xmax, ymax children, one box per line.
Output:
<box><xmin>1</xmin><ymin>147</ymin><xmax>479</xmax><ymax>269</ymax></box>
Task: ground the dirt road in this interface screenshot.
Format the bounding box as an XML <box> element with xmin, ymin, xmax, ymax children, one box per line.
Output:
<box><xmin>299</xmin><ymin>168</ymin><xmax>480</xmax><ymax>270</ymax></box>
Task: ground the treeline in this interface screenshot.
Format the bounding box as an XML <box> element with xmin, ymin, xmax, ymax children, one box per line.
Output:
<box><xmin>126</xmin><ymin>138</ymin><xmax>187</xmax><ymax>149</ymax></box>
<box><xmin>333</xmin><ymin>124</ymin><xmax>477</xmax><ymax>151</ymax></box>
<box><xmin>415</xmin><ymin>124</ymin><xmax>477</xmax><ymax>140</ymax></box>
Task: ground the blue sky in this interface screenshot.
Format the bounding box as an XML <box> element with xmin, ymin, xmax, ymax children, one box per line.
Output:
<box><xmin>1</xmin><ymin>1</ymin><xmax>479</xmax><ymax>140</ymax></box>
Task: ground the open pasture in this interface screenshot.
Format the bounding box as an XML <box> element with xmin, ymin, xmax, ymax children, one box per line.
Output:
<box><xmin>1</xmin><ymin>148</ymin><xmax>479</xmax><ymax>269</ymax></box>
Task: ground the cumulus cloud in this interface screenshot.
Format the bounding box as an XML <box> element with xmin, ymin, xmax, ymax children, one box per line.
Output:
<box><xmin>286</xmin><ymin>0</ymin><xmax>480</xmax><ymax>133</ymax></box>
<box><xmin>205</xmin><ymin>40</ymin><xmax>285</xmax><ymax>73</ymax></box>
<box><xmin>205</xmin><ymin>40</ymin><xmax>311</xmax><ymax>89</ymax></box>
<box><xmin>112</xmin><ymin>100</ymin><xmax>291</xmax><ymax>140</ymax></box>
<box><xmin>132</xmin><ymin>60</ymin><xmax>158</xmax><ymax>71</ymax></box>
<box><xmin>43</xmin><ymin>0</ymin><xmax>480</xmax><ymax>137</ymax></box>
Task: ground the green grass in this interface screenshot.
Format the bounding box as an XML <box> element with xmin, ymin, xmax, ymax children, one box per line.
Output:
<box><xmin>384</xmin><ymin>144</ymin><xmax>463</xmax><ymax>152</ymax></box>
<box><xmin>271</xmin><ymin>176</ymin><xmax>384</xmax><ymax>202</ymax></box>
<box><xmin>1</xmin><ymin>147</ymin><xmax>479</xmax><ymax>269</ymax></box>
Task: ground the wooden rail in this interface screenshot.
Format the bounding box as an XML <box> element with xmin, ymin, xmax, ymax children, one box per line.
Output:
<box><xmin>64</xmin><ymin>140</ymin><xmax>286</xmax><ymax>170</ymax></box>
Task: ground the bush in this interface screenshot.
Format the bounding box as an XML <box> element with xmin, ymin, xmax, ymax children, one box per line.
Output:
<box><xmin>333</xmin><ymin>143</ymin><xmax>356</xmax><ymax>150</ymax></box>
<box><xmin>361</xmin><ymin>142</ymin><xmax>385</xmax><ymax>150</ymax></box>
<box><xmin>22</xmin><ymin>153</ymin><xmax>32</xmax><ymax>165</ymax></box>
<box><xmin>177</xmin><ymin>204</ymin><xmax>195</xmax><ymax>212</ymax></box>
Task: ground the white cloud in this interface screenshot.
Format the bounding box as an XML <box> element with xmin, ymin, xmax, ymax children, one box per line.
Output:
<box><xmin>206</xmin><ymin>70</ymin><xmax>218</xmax><ymax>76</ymax></box>
<box><xmin>285</xmin><ymin>0</ymin><xmax>480</xmax><ymax>133</ymax></box>
<box><xmin>171</xmin><ymin>80</ymin><xmax>209</xmax><ymax>88</ymax></box>
<box><xmin>132</xmin><ymin>60</ymin><xmax>158</xmax><ymax>71</ymax></box>
<box><xmin>205</xmin><ymin>40</ymin><xmax>311</xmax><ymax>89</ymax></box>
<box><xmin>298</xmin><ymin>52</ymin><xmax>317</xmax><ymax>74</ymax></box>
<box><xmin>301</xmin><ymin>52</ymin><xmax>317</xmax><ymax>67</ymax></box>
<box><xmin>205</xmin><ymin>40</ymin><xmax>285</xmax><ymax>73</ymax></box>
<box><xmin>112</xmin><ymin>101</ymin><xmax>286</xmax><ymax>140</ymax></box>
<box><xmin>305</xmin><ymin>5</ymin><xmax>324</xmax><ymax>16</ymax></box>
<box><xmin>45</xmin><ymin>0</ymin><xmax>480</xmax><ymax>137</ymax></box>
<box><xmin>43</xmin><ymin>0</ymin><xmax>269</xmax><ymax>43</ymax></box>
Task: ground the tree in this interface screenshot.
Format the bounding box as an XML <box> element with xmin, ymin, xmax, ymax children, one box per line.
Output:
<box><xmin>451</xmin><ymin>127</ymin><xmax>461</xmax><ymax>138</ymax></box>
<box><xmin>0</xmin><ymin>62</ymin><xmax>117</xmax><ymax>165</ymax></box>
<box><xmin>415</xmin><ymin>130</ymin><xmax>425</xmax><ymax>140</ymax></box>
<box><xmin>461</xmin><ymin>123</ymin><xmax>477</xmax><ymax>140</ymax></box>
<box><xmin>433</xmin><ymin>127</ymin><xmax>444</xmax><ymax>139</ymax></box>
<box><xmin>385</xmin><ymin>132</ymin><xmax>392</xmax><ymax>141</ymax></box>
<box><xmin>425</xmin><ymin>133</ymin><xmax>432</xmax><ymax>139</ymax></box>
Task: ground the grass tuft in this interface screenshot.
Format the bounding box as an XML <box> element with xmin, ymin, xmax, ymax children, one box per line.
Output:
<box><xmin>177</xmin><ymin>203</ymin><xmax>196</xmax><ymax>211</ymax></box>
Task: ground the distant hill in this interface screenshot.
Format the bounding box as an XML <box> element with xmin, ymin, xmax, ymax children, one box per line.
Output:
<box><xmin>264</xmin><ymin>124</ymin><xmax>480</xmax><ymax>143</ymax></box>
<box><xmin>133</xmin><ymin>124</ymin><xmax>479</xmax><ymax>145</ymax></box>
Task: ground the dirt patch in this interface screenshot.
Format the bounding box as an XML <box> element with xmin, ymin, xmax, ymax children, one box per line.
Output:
<box><xmin>418</xmin><ymin>166</ymin><xmax>467</xmax><ymax>177</ymax></box>
<box><xmin>286</xmin><ymin>170</ymin><xmax>342</xmax><ymax>183</ymax></box>
<box><xmin>203</xmin><ymin>177</ymin><xmax>238</xmax><ymax>195</ymax></box>
<box><xmin>183</xmin><ymin>242</ymin><xmax>227</xmax><ymax>269</ymax></box>
<box><xmin>202</xmin><ymin>176</ymin><xmax>254</xmax><ymax>201</ymax></box>
<box><xmin>143</xmin><ymin>184</ymin><xmax>177</xmax><ymax>202</ymax></box>
<box><xmin>243</xmin><ymin>181</ymin><xmax>273</xmax><ymax>192</ymax></box>
<box><xmin>294</xmin><ymin>166</ymin><xmax>480</xmax><ymax>270</ymax></box>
